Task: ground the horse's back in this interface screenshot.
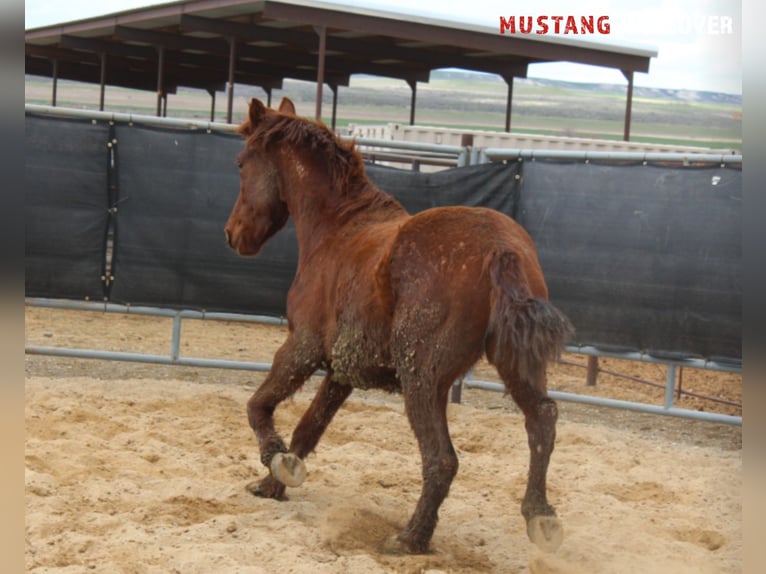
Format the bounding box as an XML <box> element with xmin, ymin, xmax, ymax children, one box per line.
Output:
<box><xmin>389</xmin><ymin>206</ymin><xmax>546</xmax><ymax>299</ymax></box>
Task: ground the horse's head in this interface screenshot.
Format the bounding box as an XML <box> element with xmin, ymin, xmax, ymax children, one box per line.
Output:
<box><xmin>224</xmin><ymin>97</ymin><xmax>295</xmax><ymax>256</ymax></box>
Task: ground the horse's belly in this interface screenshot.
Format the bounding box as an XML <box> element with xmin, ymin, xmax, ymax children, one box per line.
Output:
<box><xmin>330</xmin><ymin>328</ymin><xmax>401</xmax><ymax>392</ymax></box>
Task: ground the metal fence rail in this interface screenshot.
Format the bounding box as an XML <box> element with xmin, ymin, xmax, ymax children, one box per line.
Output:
<box><xmin>25</xmin><ymin>298</ymin><xmax>741</xmax><ymax>426</ymax></box>
<box><xmin>479</xmin><ymin>147</ymin><xmax>743</xmax><ymax>165</ymax></box>
<box><xmin>25</xmin><ymin>104</ymin><xmax>743</xmax><ymax>167</ymax></box>
<box><xmin>24</xmin><ymin>103</ymin><xmax>469</xmax><ymax>166</ymax></box>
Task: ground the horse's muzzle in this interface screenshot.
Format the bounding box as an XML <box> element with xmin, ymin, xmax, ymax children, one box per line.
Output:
<box><xmin>224</xmin><ymin>228</ymin><xmax>239</xmax><ymax>252</ymax></box>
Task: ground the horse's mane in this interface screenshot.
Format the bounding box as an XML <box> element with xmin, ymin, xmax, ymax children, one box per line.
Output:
<box><xmin>238</xmin><ymin>111</ymin><xmax>405</xmax><ymax>221</ymax></box>
<box><xmin>239</xmin><ymin>113</ymin><xmax>369</xmax><ymax>194</ymax></box>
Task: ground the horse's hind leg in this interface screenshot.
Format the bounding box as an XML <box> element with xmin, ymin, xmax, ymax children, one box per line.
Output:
<box><xmin>501</xmin><ymin>366</ymin><xmax>564</xmax><ymax>552</ymax></box>
<box><xmin>246</xmin><ymin>335</ymin><xmax>322</xmax><ymax>500</ymax></box>
<box><xmin>386</xmin><ymin>375</ymin><xmax>458</xmax><ymax>554</ymax></box>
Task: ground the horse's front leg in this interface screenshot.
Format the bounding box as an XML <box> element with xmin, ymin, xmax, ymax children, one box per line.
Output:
<box><xmin>246</xmin><ymin>335</ymin><xmax>322</xmax><ymax>500</ymax></box>
<box><xmin>288</xmin><ymin>374</ymin><xmax>353</xmax><ymax>459</ymax></box>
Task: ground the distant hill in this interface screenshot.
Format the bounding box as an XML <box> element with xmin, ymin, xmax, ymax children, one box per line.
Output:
<box><xmin>429</xmin><ymin>70</ymin><xmax>742</xmax><ymax>106</ymax></box>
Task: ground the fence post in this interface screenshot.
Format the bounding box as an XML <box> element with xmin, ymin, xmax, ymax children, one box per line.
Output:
<box><xmin>586</xmin><ymin>356</ymin><xmax>599</xmax><ymax>386</ymax></box>
<box><xmin>451</xmin><ymin>379</ymin><xmax>463</xmax><ymax>404</ymax></box>
<box><xmin>664</xmin><ymin>365</ymin><xmax>678</xmax><ymax>409</ymax></box>
<box><xmin>459</xmin><ymin>133</ymin><xmax>473</xmax><ymax>168</ymax></box>
<box><xmin>171</xmin><ymin>314</ymin><xmax>182</xmax><ymax>362</ymax></box>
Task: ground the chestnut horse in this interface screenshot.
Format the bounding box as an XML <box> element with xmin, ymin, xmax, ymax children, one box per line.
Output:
<box><xmin>225</xmin><ymin>97</ymin><xmax>573</xmax><ymax>555</ymax></box>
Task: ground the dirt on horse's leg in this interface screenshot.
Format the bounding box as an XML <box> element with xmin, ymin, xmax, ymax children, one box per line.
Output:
<box><xmin>384</xmin><ymin>379</ymin><xmax>457</xmax><ymax>554</ymax></box>
<box><xmin>506</xmin><ymin>373</ymin><xmax>564</xmax><ymax>552</ymax></box>
<box><xmin>288</xmin><ymin>375</ymin><xmax>353</xmax><ymax>458</ymax></box>
<box><xmin>246</xmin><ymin>336</ymin><xmax>320</xmax><ymax>500</ymax></box>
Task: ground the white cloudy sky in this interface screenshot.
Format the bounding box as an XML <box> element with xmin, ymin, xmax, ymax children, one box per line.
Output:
<box><xmin>24</xmin><ymin>0</ymin><xmax>742</xmax><ymax>94</ymax></box>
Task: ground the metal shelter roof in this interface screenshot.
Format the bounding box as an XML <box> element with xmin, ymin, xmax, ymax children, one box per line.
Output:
<box><xmin>25</xmin><ymin>0</ymin><xmax>657</xmax><ymax>136</ymax></box>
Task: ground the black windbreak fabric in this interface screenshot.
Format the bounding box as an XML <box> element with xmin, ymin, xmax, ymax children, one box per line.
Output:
<box><xmin>106</xmin><ymin>129</ymin><xmax>519</xmax><ymax>315</ymax></box>
<box><xmin>25</xmin><ymin>115</ymin><xmax>110</xmax><ymax>300</ymax></box>
<box><xmin>107</xmin><ymin>124</ymin><xmax>296</xmax><ymax>315</ymax></box>
<box><xmin>366</xmin><ymin>161</ymin><xmax>520</xmax><ymax>216</ymax></box>
<box><xmin>517</xmin><ymin>160</ymin><xmax>741</xmax><ymax>360</ymax></box>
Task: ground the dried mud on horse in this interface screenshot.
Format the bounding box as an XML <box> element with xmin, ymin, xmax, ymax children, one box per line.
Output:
<box><xmin>224</xmin><ymin>97</ymin><xmax>574</xmax><ymax>555</ymax></box>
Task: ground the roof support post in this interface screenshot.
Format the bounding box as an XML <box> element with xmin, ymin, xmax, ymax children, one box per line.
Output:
<box><xmin>98</xmin><ymin>52</ymin><xmax>106</xmax><ymax>111</ymax></box>
<box><xmin>622</xmin><ymin>69</ymin><xmax>634</xmax><ymax>141</ymax></box>
<box><xmin>156</xmin><ymin>45</ymin><xmax>165</xmax><ymax>117</ymax></box>
<box><xmin>51</xmin><ymin>59</ymin><xmax>58</xmax><ymax>106</ymax></box>
<box><xmin>208</xmin><ymin>88</ymin><xmax>216</xmax><ymax>121</ymax></box>
<box><xmin>503</xmin><ymin>75</ymin><xmax>515</xmax><ymax>133</ymax></box>
<box><xmin>407</xmin><ymin>79</ymin><xmax>417</xmax><ymax>125</ymax></box>
<box><xmin>226</xmin><ymin>36</ymin><xmax>236</xmax><ymax>123</ymax></box>
<box><xmin>162</xmin><ymin>93</ymin><xmax>168</xmax><ymax>117</ymax></box>
<box><xmin>315</xmin><ymin>25</ymin><xmax>327</xmax><ymax>121</ymax></box>
<box><xmin>266</xmin><ymin>88</ymin><xmax>272</xmax><ymax>108</ymax></box>
<box><xmin>330</xmin><ymin>85</ymin><xmax>338</xmax><ymax>131</ymax></box>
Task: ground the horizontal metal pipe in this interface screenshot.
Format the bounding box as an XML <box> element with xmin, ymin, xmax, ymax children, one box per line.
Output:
<box><xmin>25</xmin><ymin>103</ymin><xmax>239</xmax><ymax>133</ymax></box>
<box><xmin>24</xmin><ymin>104</ymin><xmax>465</xmax><ymax>155</ymax></box>
<box><xmin>25</xmin><ymin>297</ymin><xmax>288</xmax><ymax>325</ymax></box>
<box><xmin>27</xmin><ymin>298</ymin><xmax>740</xmax><ymax>377</ymax></box>
<box><xmin>26</xmin><ymin>345</ymin><xmax>275</xmax><ymax>372</ymax></box>
<box><xmin>29</xmin><ymin>341</ymin><xmax>740</xmax><ymax>425</ymax></box>
<box><xmin>482</xmin><ymin>147</ymin><xmax>743</xmax><ymax>165</ymax></box>
<box><xmin>462</xmin><ymin>379</ymin><xmax>741</xmax><ymax>426</ymax></box>
<box><xmin>28</xmin><ymin>104</ymin><xmax>738</xmax><ymax>166</ymax></box>
<box><xmin>565</xmin><ymin>344</ymin><xmax>740</xmax><ymax>373</ymax></box>
<box><xmin>343</xmin><ymin>136</ymin><xmax>465</xmax><ymax>155</ymax></box>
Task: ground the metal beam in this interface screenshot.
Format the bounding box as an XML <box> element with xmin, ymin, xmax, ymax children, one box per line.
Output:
<box><xmin>60</xmin><ymin>34</ymin><xmax>156</xmax><ymax>60</ymax></box>
<box><xmin>26</xmin><ymin>56</ymin><xmax>170</xmax><ymax>93</ymax></box>
<box><xmin>503</xmin><ymin>75</ymin><xmax>514</xmax><ymax>132</ymax></box>
<box><xmin>208</xmin><ymin>88</ymin><xmax>216</xmax><ymax>121</ymax></box>
<box><xmin>330</xmin><ymin>84</ymin><xmax>338</xmax><ymax>130</ymax></box>
<box><xmin>179</xmin><ymin>14</ymin><xmax>521</xmax><ymax>79</ymax></box>
<box><xmin>115</xmin><ymin>25</ymin><xmax>229</xmax><ymax>54</ymax></box>
<box><xmin>315</xmin><ymin>25</ymin><xmax>326</xmax><ymax>121</ymax></box>
<box><xmin>622</xmin><ymin>69</ymin><xmax>634</xmax><ymax>141</ymax></box>
<box><xmin>26</xmin><ymin>44</ymin><xmax>99</xmax><ymax>65</ymax></box>
<box><xmin>155</xmin><ymin>45</ymin><xmax>164</xmax><ymax>117</ymax></box>
<box><xmin>98</xmin><ymin>52</ymin><xmax>106</xmax><ymax>111</ymax></box>
<box><xmin>226</xmin><ymin>37</ymin><xmax>236</xmax><ymax>123</ymax></box>
<box><xmin>407</xmin><ymin>79</ymin><xmax>417</xmax><ymax>125</ymax></box>
<box><xmin>51</xmin><ymin>59</ymin><xmax>58</xmax><ymax>106</ymax></box>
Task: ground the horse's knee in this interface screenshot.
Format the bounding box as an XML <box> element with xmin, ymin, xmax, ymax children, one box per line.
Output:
<box><xmin>247</xmin><ymin>393</ymin><xmax>274</xmax><ymax>427</ymax></box>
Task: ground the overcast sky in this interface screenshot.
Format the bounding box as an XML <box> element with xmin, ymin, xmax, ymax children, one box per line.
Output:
<box><xmin>24</xmin><ymin>0</ymin><xmax>742</xmax><ymax>95</ymax></box>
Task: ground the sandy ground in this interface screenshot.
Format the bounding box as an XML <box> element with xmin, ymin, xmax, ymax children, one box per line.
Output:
<box><xmin>25</xmin><ymin>307</ymin><xmax>742</xmax><ymax>573</ymax></box>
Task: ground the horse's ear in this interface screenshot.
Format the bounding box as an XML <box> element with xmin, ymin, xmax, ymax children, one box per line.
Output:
<box><xmin>248</xmin><ymin>98</ymin><xmax>267</xmax><ymax>125</ymax></box>
<box><xmin>278</xmin><ymin>97</ymin><xmax>297</xmax><ymax>115</ymax></box>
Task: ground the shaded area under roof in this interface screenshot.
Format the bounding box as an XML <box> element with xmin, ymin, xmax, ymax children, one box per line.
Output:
<box><xmin>25</xmin><ymin>0</ymin><xmax>656</xmax><ymax>137</ymax></box>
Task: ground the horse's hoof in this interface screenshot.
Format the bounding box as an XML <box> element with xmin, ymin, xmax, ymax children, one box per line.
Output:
<box><xmin>381</xmin><ymin>534</ymin><xmax>428</xmax><ymax>555</ymax></box>
<box><xmin>246</xmin><ymin>477</ymin><xmax>287</xmax><ymax>500</ymax></box>
<box><xmin>245</xmin><ymin>480</ymin><xmax>263</xmax><ymax>495</ymax></box>
<box><xmin>527</xmin><ymin>515</ymin><xmax>564</xmax><ymax>552</ymax></box>
<box><xmin>270</xmin><ymin>452</ymin><xmax>307</xmax><ymax>487</ymax></box>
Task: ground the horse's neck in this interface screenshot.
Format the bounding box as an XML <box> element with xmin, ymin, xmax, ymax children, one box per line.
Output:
<box><xmin>284</xmin><ymin>169</ymin><xmax>404</xmax><ymax>254</ymax></box>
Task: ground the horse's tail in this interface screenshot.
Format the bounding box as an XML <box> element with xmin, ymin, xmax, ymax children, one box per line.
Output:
<box><xmin>485</xmin><ymin>251</ymin><xmax>574</xmax><ymax>386</ymax></box>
